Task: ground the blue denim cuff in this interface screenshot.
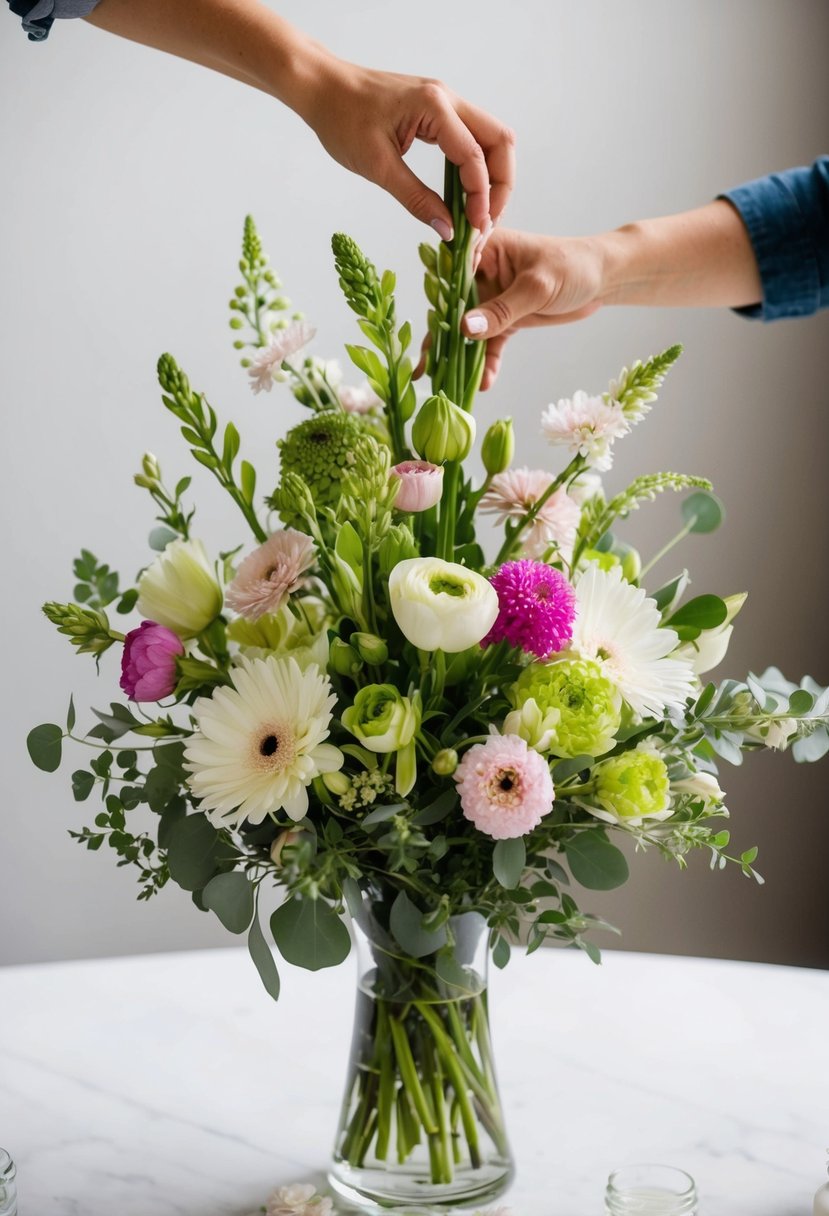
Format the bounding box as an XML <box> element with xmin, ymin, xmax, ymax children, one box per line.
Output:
<box><xmin>721</xmin><ymin>177</ymin><xmax>822</xmax><ymax>321</ymax></box>
<box><xmin>13</xmin><ymin>0</ymin><xmax>100</xmax><ymax>40</ymax></box>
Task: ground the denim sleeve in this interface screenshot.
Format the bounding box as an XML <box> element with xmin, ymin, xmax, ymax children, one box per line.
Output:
<box><xmin>7</xmin><ymin>0</ymin><xmax>101</xmax><ymax>41</ymax></box>
<box><xmin>721</xmin><ymin>157</ymin><xmax>829</xmax><ymax>321</ymax></box>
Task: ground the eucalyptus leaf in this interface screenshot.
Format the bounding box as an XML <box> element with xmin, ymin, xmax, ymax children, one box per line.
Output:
<box><xmin>248</xmin><ymin>913</ymin><xmax>281</xmax><ymax>1000</ymax></box>
<box><xmin>565</xmin><ymin>832</ymin><xmax>629</xmax><ymax>890</ymax></box>
<box><xmin>681</xmin><ymin>490</ymin><xmax>725</xmax><ymax>534</ymax></box>
<box><xmin>270</xmin><ymin>897</ymin><xmax>351</xmax><ymax>971</ymax></box>
<box><xmin>166</xmin><ymin>813</ymin><xmax>225</xmax><ymax>891</ymax></box>
<box><xmin>27</xmin><ymin>723</ymin><xmax>63</xmax><ymax>773</ymax></box>
<box><xmin>149</xmin><ymin>525</ymin><xmax>178</xmax><ymax>552</ymax></box>
<box><xmin>71</xmin><ymin>769</ymin><xmax>95</xmax><ymax>801</ymax></box>
<box><xmin>788</xmin><ymin>688</ymin><xmax>814</xmax><ymax>715</ymax></box>
<box><xmin>203</xmin><ymin>871</ymin><xmax>254</xmax><ymax>934</ymax></box>
<box><xmin>492</xmin><ymin>838</ymin><xmax>526</xmax><ymax>889</ymax></box>
<box><xmin>389</xmin><ymin>890</ymin><xmax>447</xmax><ymax>958</ymax></box>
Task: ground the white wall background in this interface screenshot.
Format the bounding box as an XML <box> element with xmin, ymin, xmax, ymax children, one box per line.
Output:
<box><xmin>1</xmin><ymin>0</ymin><xmax>828</xmax><ymax>967</ymax></box>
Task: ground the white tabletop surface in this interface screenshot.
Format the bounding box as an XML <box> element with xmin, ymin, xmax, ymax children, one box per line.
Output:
<box><xmin>0</xmin><ymin>945</ymin><xmax>827</xmax><ymax>1215</ymax></box>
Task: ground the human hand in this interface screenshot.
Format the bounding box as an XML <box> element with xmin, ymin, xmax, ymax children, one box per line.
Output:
<box><xmin>462</xmin><ymin>228</ymin><xmax>607</xmax><ymax>389</ymax></box>
<box><xmin>301</xmin><ymin>56</ymin><xmax>515</xmax><ymax>237</ymax></box>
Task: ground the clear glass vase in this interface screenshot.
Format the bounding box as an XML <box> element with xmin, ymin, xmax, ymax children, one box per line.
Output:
<box><xmin>328</xmin><ymin>888</ymin><xmax>514</xmax><ymax>1211</ymax></box>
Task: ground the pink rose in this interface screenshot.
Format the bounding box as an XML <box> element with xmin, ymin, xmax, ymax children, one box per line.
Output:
<box><xmin>120</xmin><ymin>621</ymin><xmax>184</xmax><ymax>702</ymax></box>
<box><xmin>391</xmin><ymin>460</ymin><xmax>444</xmax><ymax>512</ymax></box>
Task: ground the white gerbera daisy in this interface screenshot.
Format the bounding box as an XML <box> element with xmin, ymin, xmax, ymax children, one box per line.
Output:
<box><xmin>184</xmin><ymin>656</ymin><xmax>343</xmax><ymax>826</ymax></box>
<box><xmin>570</xmin><ymin>563</ymin><xmax>696</xmax><ymax>718</ymax></box>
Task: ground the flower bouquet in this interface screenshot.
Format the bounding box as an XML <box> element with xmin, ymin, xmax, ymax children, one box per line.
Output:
<box><xmin>29</xmin><ymin>164</ymin><xmax>829</xmax><ymax>1210</ymax></box>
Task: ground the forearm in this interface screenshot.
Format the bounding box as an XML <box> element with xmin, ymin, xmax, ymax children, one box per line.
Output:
<box><xmin>597</xmin><ymin>199</ymin><xmax>763</xmax><ymax>310</ymax></box>
<box><xmin>84</xmin><ymin>0</ymin><xmax>330</xmax><ymax>120</ymax></box>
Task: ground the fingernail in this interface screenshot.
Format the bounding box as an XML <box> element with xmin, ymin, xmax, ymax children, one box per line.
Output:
<box><xmin>431</xmin><ymin>218</ymin><xmax>453</xmax><ymax>242</ymax></box>
<box><xmin>465</xmin><ymin>312</ymin><xmax>487</xmax><ymax>335</ymax></box>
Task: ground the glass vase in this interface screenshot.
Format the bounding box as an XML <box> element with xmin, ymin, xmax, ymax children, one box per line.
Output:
<box><xmin>328</xmin><ymin>887</ymin><xmax>514</xmax><ymax>1211</ymax></box>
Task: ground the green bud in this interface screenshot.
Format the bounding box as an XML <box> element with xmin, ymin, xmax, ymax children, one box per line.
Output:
<box><xmin>234</xmin><ymin>285</ymin><xmax>246</xmax><ymax>299</ymax></box>
<box><xmin>229</xmin><ymin>317</ymin><xmax>243</xmax><ymax>329</ymax></box>
<box><xmin>411</xmin><ymin>392</ymin><xmax>476</xmax><ymax>464</ymax></box>
<box><xmin>342</xmin><ymin>685</ymin><xmax>421</xmax><ymax>754</ymax></box>
<box><xmin>481</xmin><ymin>417</ymin><xmax>515</xmax><ymax>475</ymax></box>
<box><xmin>322</xmin><ymin>770</ymin><xmax>351</xmax><ymax>797</ymax></box>
<box><xmin>351</xmin><ymin>632</ymin><xmax>388</xmax><ymax>665</ymax></box>
<box><xmin>330</xmin><ymin>639</ymin><xmax>362</xmax><ymax>678</ymax></box>
<box><xmin>142</xmin><ymin>452</ymin><xmax>161</xmax><ymax>481</ymax></box>
<box><xmin>432</xmin><ymin>748</ymin><xmax>458</xmax><ymax>776</ymax></box>
<box><xmin>42</xmin><ymin>602</ymin><xmax>117</xmax><ymax>658</ymax></box>
<box><xmin>378</xmin><ymin>524</ymin><xmax>418</xmax><ymax>581</ymax></box>
<box><xmin>620</xmin><ymin>545</ymin><xmax>642</xmax><ymax>582</ymax></box>
<box><xmin>418</xmin><ymin>242</ymin><xmax>438</xmax><ymax>273</ymax></box>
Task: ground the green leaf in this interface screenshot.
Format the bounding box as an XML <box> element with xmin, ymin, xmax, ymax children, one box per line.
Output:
<box><xmin>270</xmin><ymin>897</ymin><xmax>351</xmax><ymax>971</ymax></box>
<box><xmin>166</xmin><ymin>813</ymin><xmax>225</xmax><ymax>891</ymax></box>
<box><xmin>27</xmin><ymin>723</ymin><xmax>63</xmax><ymax>773</ymax></box>
<box><xmin>565</xmin><ymin>832</ymin><xmax>629</xmax><ymax>890</ymax></box>
<box><xmin>203</xmin><ymin>871</ymin><xmax>254</xmax><ymax>934</ymax></box>
<box><xmin>492</xmin><ymin>935</ymin><xmax>511</xmax><ymax>969</ymax></box>
<box><xmin>551</xmin><ymin>755</ymin><xmax>594</xmax><ymax>783</ymax></box>
<box><xmin>652</xmin><ymin>571</ymin><xmax>690</xmax><ymax>614</ymax></box>
<box><xmin>66</xmin><ymin>695</ymin><xmax>76</xmax><ymax>733</ymax></box>
<box><xmin>492</xmin><ymin>838</ymin><xmax>526</xmax><ymax>889</ymax></box>
<box><xmin>788</xmin><ymin>689</ymin><xmax>814</xmax><ymax>715</ymax></box>
<box><xmin>240</xmin><ymin>460</ymin><xmax>256</xmax><ymax>504</ymax></box>
<box><xmin>90</xmin><ymin>703</ymin><xmax>141</xmax><ymax>741</ymax></box>
<box><xmin>792</xmin><ymin>730</ymin><xmax>829</xmax><ymax>763</ymax></box>
<box><xmin>222</xmin><ymin>421</ymin><xmax>240</xmax><ymax>469</ymax></box>
<box><xmin>681</xmin><ymin>490</ymin><xmax>725</xmax><ymax>534</ymax></box>
<box><xmin>694</xmin><ymin>683</ymin><xmax>717</xmax><ymax>717</ymax></box>
<box><xmin>389</xmin><ymin>890</ymin><xmax>447</xmax><ymax>958</ymax></box>
<box><xmin>71</xmin><ymin>769</ymin><xmax>96</xmax><ymax>801</ymax></box>
<box><xmin>248</xmin><ymin>913</ymin><xmax>281</xmax><ymax>1000</ymax></box>
<box><xmin>335</xmin><ymin>521</ymin><xmax>363</xmax><ymax>573</ymax></box>
<box><xmin>149</xmin><ymin>525</ymin><xmax>178</xmax><ymax>552</ymax></box>
<box><xmin>667</xmin><ymin>595</ymin><xmax>727</xmax><ymax>631</ymax></box>
<box><xmin>361</xmin><ymin>802</ymin><xmax>407</xmax><ymax>828</ymax></box>
<box><xmin>116</xmin><ymin>588</ymin><xmax>139</xmax><ymax>614</ymax></box>
<box><xmin>412</xmin><ymin>788</ymin><xmax>457</xmax><ymax>826</ymax></box>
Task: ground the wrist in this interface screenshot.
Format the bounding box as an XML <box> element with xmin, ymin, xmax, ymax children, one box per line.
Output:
<box><xmin>593</xmin><ymin>224</ymin><xmax>647</xmax><ymax>306</ymax></box>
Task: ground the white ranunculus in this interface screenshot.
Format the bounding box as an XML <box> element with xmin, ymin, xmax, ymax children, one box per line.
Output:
<box><xmin>137</xmin><ymin>538</ymin><xmax>223</xmax><ymax>638</ymax></box>
<box><xmin>389</xmin><ymin>557</ymin><xmax>499</xmax><ymax>653</ymax></box>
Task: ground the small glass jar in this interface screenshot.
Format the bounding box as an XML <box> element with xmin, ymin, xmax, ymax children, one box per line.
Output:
<box><xmin>0</xmin><ymin>1149</ymin><xmax>17</xmax><ymax>1216</ymax></box>
<box><xmin>606</xmin><ymin>1164</ymin><xmax>698</xmax><ymax>1214</ymax></box>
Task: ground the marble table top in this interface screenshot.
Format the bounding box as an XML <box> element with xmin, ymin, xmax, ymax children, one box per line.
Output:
<box><xmin>1</xmin><ymin>945</ymin><xmax>827</xmax><ymax>1215</ymax></box>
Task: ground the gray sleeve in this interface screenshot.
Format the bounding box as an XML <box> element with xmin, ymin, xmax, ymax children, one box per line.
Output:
<box><xmin>21</xmin><ymin>0</ymin><xmax>101</xmax><ymax>40</ymax></box>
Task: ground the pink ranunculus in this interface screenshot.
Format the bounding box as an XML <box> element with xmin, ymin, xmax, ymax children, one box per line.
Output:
<box><xmin>391</xmin><ymin>460</ymin><xmax>444</xmax><ymax>512</ymax></box>
<box><xmin>120</xmin><ymin>621</ymin><xmax>184</xmax><ymax>702</ymax></box>
<box><xmin>454</xmin><ymin>732</ymin><xmax>554</xmax><ymax>839</ymax></box>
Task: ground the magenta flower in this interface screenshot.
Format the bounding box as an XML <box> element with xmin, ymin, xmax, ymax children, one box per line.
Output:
<box><xmin>483</xmin><ymin>560</ymin><xmax>576</xmax><ymax>659</ymax></box>
<box><xmin>455</xmin><ymin>732</ymin><xmax>554</xmax><ymax>839</ymax></box>
<box><xmin>391</xmin><ymin>460</ymin><xmax>444</xmax><ymax>512</ymax></box>
<box><xmin>120</xmin><ymin>621</ymin><xmax>184</xmax><ymax>702</ymax></box>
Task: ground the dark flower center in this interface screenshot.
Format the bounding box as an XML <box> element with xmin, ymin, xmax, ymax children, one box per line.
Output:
<box><xmin>260</xmin><ymin>735</ymin><xmax>279</xmax><ymax>757</ymax></box>
<box><xmin>499</xmin><ymin>775</ymin><xmax>514</xmax><ymax>791</ymax></box>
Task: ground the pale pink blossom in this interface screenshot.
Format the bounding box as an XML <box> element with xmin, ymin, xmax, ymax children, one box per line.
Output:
<box><xmin>225</xmin><ymin>530</ymin><xmax>316</xmax><ymax>621</ymax></box>
<box><xmin>391</xmin><ymin>460</ymin><xmax>444</xmax><ymax>512</ymax></box>
<box><xmin>339</xmin><ymin>380</ymin><xmax>383</xmax><ymax>413</ymax></box>
<box><xmin>248</xmin><ymin>321</ymin><xmax>316</xmax><ymax>394</ymax></box>
<box><xmin>540</xmin><ymin>390</ymin><xmax>629</xmax><ymax>471</ymax></box>
<box><xmin>454</xmin><ymin>732</ymin><xmax>554</xmax><ymax>839</ymax></box>
<box><xmin>480</xmin><ymin>468</ymin><xmax>581</xmax><ymax>559</ymax></box>
<box><xmin>265</xmin><ymin>1183</ymin><xmax>333</xmax><ymax>1216</ymax></box>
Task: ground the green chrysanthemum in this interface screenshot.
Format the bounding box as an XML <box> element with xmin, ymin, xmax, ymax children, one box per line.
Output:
<box><xmin>277</xmin><ymin>411</ymin><xmax>366</xmax><ymax>510</ymax></box>
<box><xmin>591</xmin><ymin>746</ymin><xmax>671</xmax><ymax>825</ymax></box>
<box><xmin>509</xmin><ymin>658</ymin><xmax>622</xmax><ymax>758</ymax></box>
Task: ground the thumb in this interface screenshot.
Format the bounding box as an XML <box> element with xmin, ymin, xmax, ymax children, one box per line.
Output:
<box><xmin>462</xmin><ymin>273</ymin><xmax>543</xmax><ymax>339</ymax></box>
<box><xmin>378</xmin><ymin>154</ymin><xmax>455</xmax><ymax>241</ymax></box>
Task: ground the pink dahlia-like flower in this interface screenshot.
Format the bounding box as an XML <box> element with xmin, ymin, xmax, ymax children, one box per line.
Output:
<box><xmin>480</xmin><ymin>468</ymin><xmax>581</xmax><ymax>560</ymax></box>
<box><xmin>540</xmin><ymin>390</ymin><xmax>629</xmax><ymax>471</ymax></box>
<box><xmin>455</xmin><ymin>732</ymin><xmax>554</xmax><ymax>839</ymax></box>
<box><xmin>226</xmin><ymin>530</ymin><xmax>316</xmax><ymax>621</ymax></box>
<box><xmin>391</xmin><ymin>460</ymin><xmax>444</xmax><ymax>512</ymax></box>
<box><xmin>483</xmin><ymin>560</ymin><xmax>576</xmax><ymax>659</ymax></box>
<box><xmin>247</xmin><ymin>321</ymin><xmax>316</xmax><ymax>394</ymax></box>
<box><xmin>120</xmin><ymin>621</ymin><xmax>184</xmax><ymax>702</ymax></box>
<box><xmin>339</xmin><ymin>381</ymin><xmax>383</xmax><ymax>413</ymax></box>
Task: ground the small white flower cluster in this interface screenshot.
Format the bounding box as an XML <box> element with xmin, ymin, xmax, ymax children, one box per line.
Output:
<box><xmin>339</xmin><ymin>768</ymin><xmax>394</xmax><ymax>812</ymax></box>
<box><xmin>265</xmin><ymin>1183</ymin><xmax>333</xmax><ymax>1216</ymax></box>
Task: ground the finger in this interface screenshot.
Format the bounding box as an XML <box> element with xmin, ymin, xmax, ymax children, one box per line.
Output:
<box><xmin>413</xmin><ymin>331</ymin><xmax>433</xmax><ymax>381</ymax></box>
<box><xmin>455</xmin><ymin>99</ymin><xmax>516</xmax><ymax>225</ymax></box>
<box><xmin>376</xmin><ymin>152</ymin><xmax>455</xmax><ymax>240</ymax></box>
<box><xmin>425</xmin><ymin>95</ymin><xmax>490</xmax><ymax>229</ymax></box>
<box><xmin>462</xmin><ymin>271</ymin><xmax>547</xmax><ymax>339</ymax></box>
<box><xmin>480</xmin><ymin>332</ymin><xmax>510</xmax><ymax>391</ymax></box>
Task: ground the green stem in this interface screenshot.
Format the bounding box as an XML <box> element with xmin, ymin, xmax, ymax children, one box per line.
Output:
<box><xmin>494</xmin><ymin>455</ymin><xmax>585</xmax><ymax>565</ymax></box>
<box><xmin>389</xmin><ymin>1013</ymin><xmax>438</xmax><ymax>1135</ymax></box>
<box><xmin>638</xmin><ymin>518</ymin><xmax>695</xmax><ymax>579</ymax></box>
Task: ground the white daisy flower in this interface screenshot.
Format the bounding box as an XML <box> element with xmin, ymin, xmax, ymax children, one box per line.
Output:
<box><xmin>569</xmin><ymin>563</ymin><xmax>696</xmax><ymax>718</ymax></box>
<box><xmin>184</xmin><ymin>656</ymin><xmax>343</xmax><ymax>826</ymax></box>
<box><xmin>540</xmin><ymin>390</ymin><xmax>629</xmax><ymax>471</ymax></box>
<box><xmin>248</xmin><ymin>321</ymin><xmax>316</xmax><ymax>394</ymax></box>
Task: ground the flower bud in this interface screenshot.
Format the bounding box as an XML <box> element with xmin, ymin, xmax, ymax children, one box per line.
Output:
<box><xmin>322</xmin><ymin>770</ymin><xmax>351</xmax><ymax>797</ymax></box>
<box><xmin>432</xmin><ymin>748</ymin><xmax>458</xmax><ymax>776</ymax></box>
<box><xmin>119</xmin><ymin>621</ymin><xmax>184</xmax><ymax>702</ymax></box>
<box><xmin>391</xmin><ymin>460</ymin><xmax>444</xmax><ymax>512</ymax></box>
<box><xmin>481</xmin><ymin>418</ymin><xmax>515</xmax><ymax>476</ymax></box>
<box><xmin>412</xmin><ymin>392</ymin><xmax>476</xmax><ymax>464</ymax></box>
<box><xmin>342</xmin><ymin>685</ymin><xmax>421</xmax><ymax>754</ymax></box>
<box><xmin>142</xmin><ymin>452</ymin><xmax>161</xmax><ymax>482</ymax></box>
<box><xmin>378</xmin><ymin>525</ymin><xmax>418</xmax><ymax>580</ymax></box>
<box><xmin>270</xmin><ymin>829</ymin><xmax>301</xmax><ymax>866</ymax></box>
<box><xmin>351</xmin><ymin>632</ymin><xmax>388</xmax><ymax>666</ymax></box>
<box><xmin>330</xmin><ymin>639</ymin><xmax>362</xmax><ymax>677</ymax></box>
<box><xmin>137</xmin><ymin>539</ymin><xmax>222</xmax><ymax>639</ymax></box>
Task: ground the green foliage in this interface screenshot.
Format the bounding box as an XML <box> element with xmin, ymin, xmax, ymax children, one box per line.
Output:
<box><xmin>229</xmin><ymin>214</ymin><xmax>294</xmax><ymax>359</ymax></box>
<box><xmin>390</xmin><ymin>890</ymin><xmax>448</xmax><ymax>958</ymax></box>
<box><xmin>270</xmin><ymin>896</ymin><xmax>351</xmax><ymax>971</ymax></box>
<box><xmin>27</xmin><ymin>723</ymin><xmax>63</xmax><ymax>772</ymax></box>
<box><xmin>492</xmin><ymin>838</ymin><xmax>526</xmax><ymax>890</ymax></box>
<box><xmin>203</xmin><ymin>872</ymin><xmax>255</xmax><ymax>934</ymax></box>
<box><xmin>166</xmin><ymin>813</ymin><xmax>228</xmax><ymax>892</ymax></box>
<box><xmin>564</xmin><ymin>830</ymin><xmax>630</xmax><ymax>890</ymax></box>
<box><xmin>575</xmin><ymin>473</ymin><xmax>713</xmax><ymax>563</ymax></box>
<box><xmin>134</xmin><ymin>452</ymin><xmax>195</xmax><ymax>542</ymax></box>
<box><xmin>248</xmin><ymin>910</ymin><xmax>281</xmax><ymax>999</ymax></box>
<box><xmin>681</xmin><ymin>490</ymin><xmax>725</xmax><ymax>534</ymax></box>
<box><xmin>42</xmin><ymin>601</ymin><xmax>120</xmax><ymax>659</ymax></box>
